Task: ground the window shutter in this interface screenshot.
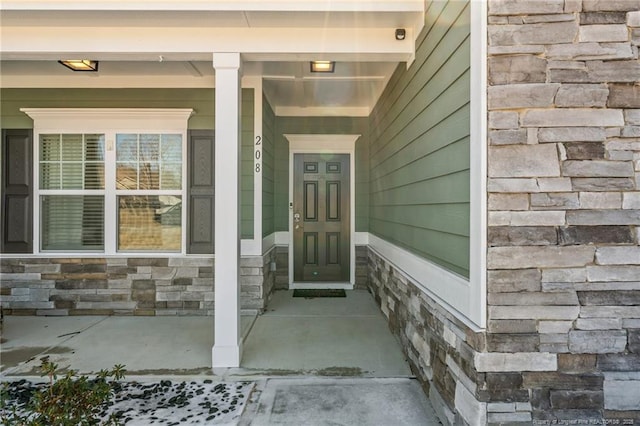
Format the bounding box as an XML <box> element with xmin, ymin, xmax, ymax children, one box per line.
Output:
<box><xmin>187</xmin><ymin>130</ymin><xmax>215</xmax><ymax>254</ymax></box>
<box><xmin>1</xmin><ymin>129</ymin><xmax>33</xmax><ymax>253</ymax></box>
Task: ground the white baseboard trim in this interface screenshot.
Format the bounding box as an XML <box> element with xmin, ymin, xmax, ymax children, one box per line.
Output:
<box><xmin>354</xmin><ymin>231</ymin><xmax>369</xmax><ymax>245</ymax></box>
<box><xmin>367</xmin><ymin>233</ymin><xmax>483</xmax><ymax>332</ymax></box>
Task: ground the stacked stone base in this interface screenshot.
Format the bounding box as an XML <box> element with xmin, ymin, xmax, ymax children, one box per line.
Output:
<box><xmin>368</xmin><ymin>245</ymin><xmax>640</xmax><ymax>425</ymax></box>
<box><xmin>0</xmin><ymin>248</ymin><xmax>276</xmax><ymax>316</ymax></box>
<box><xmin>367</xmin><ymin>247</ymin><xmax>486</xmax><ymax>425</ymax></box>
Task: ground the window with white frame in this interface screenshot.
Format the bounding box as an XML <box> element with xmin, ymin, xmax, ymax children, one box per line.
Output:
<box><xmin>39</xmin><ymin>133</ymin><xmax>106</xmax><ymax>251</ymax></box>
<box><xmin>23</xmin><ymin>108</ymin><xmax>192</xmax><ymax>255</ymax></box>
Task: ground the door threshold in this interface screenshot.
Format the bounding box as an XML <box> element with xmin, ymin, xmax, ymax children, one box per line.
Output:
<box><xmin>290</xmin><ymin>282</ymin><xmax>354</xmax><ymax>290</ymax></box>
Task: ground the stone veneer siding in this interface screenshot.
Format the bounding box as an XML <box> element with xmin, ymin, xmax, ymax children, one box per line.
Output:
<box><xmin>367</xmin><ymin>249</ymin><xmax>488</xmax><ymax>426</ymax></box>
<box><xmin>0</xmin><ymin>249</ymin><xmax>277</xmax><ymax>316</ymax></box>
<box><xmin>487</xmin><ymin>0</ymin><xmax>639</xmax><ymax>423</ymax></box>
<box><xmin>370</xmin><ymin>1</ymin><xmax>640</xmax><ymax>425</ymax></box>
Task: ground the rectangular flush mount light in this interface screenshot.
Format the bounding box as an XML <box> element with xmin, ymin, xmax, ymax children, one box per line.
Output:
<box><xmin>310</xmin><ymin>61</ymin><xmax>335</xmax><ymax>73</ymax></box>
<box><xmin>58</xmin><ymin>60</ymin><xmax>99</xmax><ymax>72</ymax></box>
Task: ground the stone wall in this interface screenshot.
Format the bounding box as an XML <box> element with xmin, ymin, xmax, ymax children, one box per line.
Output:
<box><xmin>367</xmin><ymin>248</ymin><xmax>487</xmax><ymax>426</ymax></box>
<box><xmin>0</xmin><ymin>249</ymin><xmax>276</xmax><ymax>316</ymax></box>
<box><xmin>486</xmin><ymin>0</ymin><xmax>640</xmax><ymax>423</ymax></box>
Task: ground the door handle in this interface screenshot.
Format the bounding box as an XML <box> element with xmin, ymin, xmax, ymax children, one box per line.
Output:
<box><xmin>294</xmin><ymin>212</ymin><xmax>303</xmax><ymax>230</ymax></box>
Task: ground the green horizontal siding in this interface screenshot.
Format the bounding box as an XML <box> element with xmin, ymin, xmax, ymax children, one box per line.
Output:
<box><xmin>369</xmin><ymin>0</ymin><xmax>471</xmax><ymax>278</ymax></box>
<box><xmin>241</xmin><ymin>91</ymin><xmax>255</xmax><ymax>239</ymax></box>
<box><xmin>262</xmin><ymin>95</ymin><xmax>275</xmax><ymax>238</ymax></box>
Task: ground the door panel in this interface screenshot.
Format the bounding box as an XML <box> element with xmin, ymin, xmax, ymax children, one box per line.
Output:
<box><xmin>293</xmin><ymin>153</ymin><xmax>350</xmax><ymax>282</ymax></box>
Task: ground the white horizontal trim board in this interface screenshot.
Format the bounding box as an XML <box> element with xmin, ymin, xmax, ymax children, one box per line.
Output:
<box><xmin>266</xmin><ymin>231</ymin><xmax>368</xmax><ymax>248</ymax></box>
<box><xmin>368</xmin><ymin>233</ymin><xmax>482</xmax><ymax>332</ymax></box>
<box><xmin>274</xmin><ymin>231</ymin><xmax>289</xmax><ymax>246</ymax></box>
<box><xmin>20</xmin><ymin>108</ymin><xmax>193</xmax><ymax>131</ymax></box>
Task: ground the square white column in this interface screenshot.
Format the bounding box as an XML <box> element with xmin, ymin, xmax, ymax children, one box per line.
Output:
<box><xmin>211</xmin><ymin>52</ymin><xmax>242</xmax><ymax>368</ymax></box>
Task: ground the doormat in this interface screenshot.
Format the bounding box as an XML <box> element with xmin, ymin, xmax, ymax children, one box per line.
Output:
<box><xmin>293</xmin><ymin>289</ymin><xmax>346</xmax><ymax>298</ymax></box>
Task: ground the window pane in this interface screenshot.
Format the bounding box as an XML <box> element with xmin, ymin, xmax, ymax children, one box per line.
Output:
<box><xmin>140</xmin><ymin>134</ymin><xmax>160</xmax><ymax>162</ymax></box>
<box><xmin>161</xmin><ymin>135</ymin><xmax>182</xmax><ymax>162</ymax></box>
<box><xmin>61</xmin><ymin>163</ymin><xmax>83</xmax><ymax>189</ymax></box>
<box><xmin>40</xmin><ymin>163</ymin><xmax>61</xmax><ymax>189</ymax></box>
<box><xmin>139</xmin><ymin>163</ymin><xmax>160</xmax><ymax>189</ymax></box>
<box><xmin>40</xmin><ymin>134</ymin><xmax>104</xmax><ymax>190</ymax></box>
<box><xmin>61</xmin><ymin>134</ymin><xmax>83</xmax><ymax>161</ymax></box>
<box><xmin>118</xmin><ymin>195</ymin><xmax>181</xmax><ymax>251</ymax></box>
<box><xmin>85</xmin><ymin>163</ymin><xmax>104</xmax><ymax>189</ymax></box>
<box><xmin>117</xmin><ymin>163</ymin><xmax>138</xmax><ymax>190</ymax></box>
<box><xmin>161</xmin><ymin>163</ymin><xmax>181</xmax><ymax>190</ymax></box>
<box><xmin>116</xmin><ymin>133</ymin><xmax>181</xmax><ymax>191</ymax></box>
<box><xmin>41</xmin><ymin>195</ymin><xmax>104</xmax><ymax>251</ymax></box>
<box><xmin>85</xmin><ymin>134</ymin><xmax>105</xmax><ymax>161</ymax></box>
<box><xmin>40</xmin><ymin>134</ymin><xmax>60</xmax><ymax>161</ymax></box>
<box><xmin>116</xmin><ymin>134</ymin><xmax>138</xmax><ymax>162</ymax></box>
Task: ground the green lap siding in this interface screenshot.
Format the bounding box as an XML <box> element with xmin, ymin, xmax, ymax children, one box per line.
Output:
<box><xmin>368</xmin><ymin>0</ymin><xmax>471</xmax><ymax>278</ymax></box>
<box><xmin>0</xmin><ymin>87</ymin><xmax>255</xmax><ymax>239</ymax></box>
<box><xmin>241</xmin><ymin>92</ymin><xmax>255</xmax><ymax>239</ymax></box>
<box><xmin>262</xmin><ymin>96</ymin><xmax>276</xmax><ymax>238</ymax></box>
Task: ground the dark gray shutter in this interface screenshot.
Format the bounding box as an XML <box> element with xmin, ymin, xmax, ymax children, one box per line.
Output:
<box><xmin>1</xmin><ymin>129</ymin><xmax>33</xmax><ymax>253</ymax></box>
<box><xmin>187</xmin><ymin>130</ymin><xmax>215</xmax><ymax>254</ymax></box>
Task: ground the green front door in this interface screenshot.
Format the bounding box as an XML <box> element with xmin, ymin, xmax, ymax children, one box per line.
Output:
<box><xmin>293</xmin><ymin>153</ymin><xmax>350</xmax><ymax>282</ymax></box>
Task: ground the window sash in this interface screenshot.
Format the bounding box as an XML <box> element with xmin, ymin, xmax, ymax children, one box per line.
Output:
<box><xmin>40</xmin><ymin>195</ymin><xmax>105</xmax><ymax>251</ymax></box>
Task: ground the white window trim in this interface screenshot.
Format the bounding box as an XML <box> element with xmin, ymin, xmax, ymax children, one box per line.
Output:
<box><xmin>469</xmin><ymin>0</ymin><xmax>488</xmax><ymax>329</ymax></box>
<box><xmin>21</xmin><ymin>108</ymin><xmax>193</xmax><ymax>256</ymax></box>
<box><xmin>284</xmin><ymin>134</ymin><xmax>360</xmax><ymax>288</ymax></box>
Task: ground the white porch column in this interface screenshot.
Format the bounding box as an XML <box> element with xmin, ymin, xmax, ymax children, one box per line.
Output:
<box><xmin>212</xmin><ymin>52</ymin><xmax>242</xmax><ymax>368</ymax></box>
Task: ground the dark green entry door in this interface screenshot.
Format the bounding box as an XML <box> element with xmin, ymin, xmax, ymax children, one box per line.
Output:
<box><xmin>293</xmin><ymin>153</ymin><xmax>350</xmax><ymax>282</ymax></box>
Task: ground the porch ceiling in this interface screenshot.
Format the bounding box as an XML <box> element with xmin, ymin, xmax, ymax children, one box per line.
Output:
<box><xmin>0</xmin><ymin>1</ymin><xmax>424</xmax><ymax>116</ymax></box>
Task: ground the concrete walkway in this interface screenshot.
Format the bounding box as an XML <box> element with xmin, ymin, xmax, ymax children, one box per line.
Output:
<box><xmin>1</xmin><ymin>290</ymin><xmax>440</xmax><ymax>424</ymax></box>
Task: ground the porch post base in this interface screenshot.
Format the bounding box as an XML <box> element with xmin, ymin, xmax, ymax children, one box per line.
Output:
<box><xmin>211</xmin><ymin>343</ymin><xmax>243</xmax><ymax>368</ymax></box>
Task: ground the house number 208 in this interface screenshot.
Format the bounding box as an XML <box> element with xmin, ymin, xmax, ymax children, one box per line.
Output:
<box><xmin>255</xmin><ymin>135</ymin><xmax>262</xmax><ymax>173</ymax></box>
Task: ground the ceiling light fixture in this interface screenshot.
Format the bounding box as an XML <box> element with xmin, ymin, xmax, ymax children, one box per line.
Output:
<box><xmin>58</xmin><ymin>60</ymin><xmax>99</xmax><ymax>72</ymax></box>
<box><xmin>310</xmin><ymin>61</ymin><xmax>335</xmax><ymax>73</ymax></box>
<box><xmin>395</xmin><ymin>29</ymin><xmax>406</xmax><ymax>41</ymax></box>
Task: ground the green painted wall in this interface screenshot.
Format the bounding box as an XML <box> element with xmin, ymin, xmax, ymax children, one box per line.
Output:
<box><xmin>0</xmin><ymin>87</ymin><xmax>255</xmax><ymax>238</ymax></box>
<box><xmin>241</xmin><ymin>92</ymin><xmax>255</xmax><ymax>239</ymax></box>
<box><xmin>262</xmin><ymin>95</ymin><xmax>275</xmax><ymax>238</ymax></box>
<box><xmin>368</xmin><ymin>0</ymin><xmax>471</xmax><ymax>277</ymax></box>
<box><xmin>273</xmin><ymin>116</ymin><xmax>369</xmax><ymax>233</ymax></box>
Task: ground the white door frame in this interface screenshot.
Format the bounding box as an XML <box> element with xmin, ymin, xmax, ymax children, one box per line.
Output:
<box><xmin>284</xmin><ymin>134</ymin><xmax>360</xmax><ymax>289</ymax></box>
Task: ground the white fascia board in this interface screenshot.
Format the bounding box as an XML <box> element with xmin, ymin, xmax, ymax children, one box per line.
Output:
<box><xmin>0</xmin><ymin>1</ymin><xmax>424</xmax><ymax>12</ymax></box>
<box><xmin>0</xmin><ymin>27</ymin><xmax>414</xmax><ymax>59</ymax></box>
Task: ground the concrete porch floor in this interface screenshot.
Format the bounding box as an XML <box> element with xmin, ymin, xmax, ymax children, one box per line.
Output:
<box><xmin>1</xmin><ymin>289</ymin><xmax>440</xmax><ymax>424</ymax></box>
